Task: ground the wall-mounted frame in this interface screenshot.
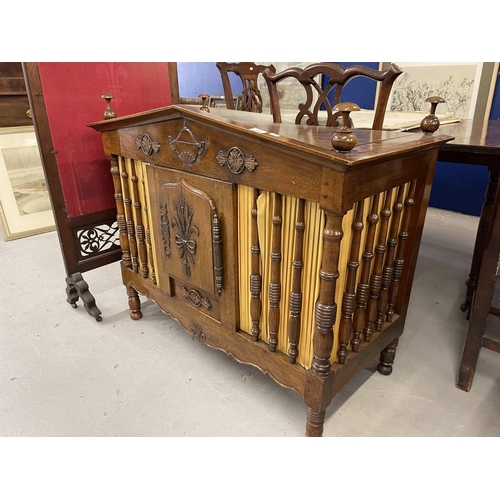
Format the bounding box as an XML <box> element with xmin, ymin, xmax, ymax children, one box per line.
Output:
<box><xmin>0</xmin><ymin>125</ymin><xmax>55</xmax><ymax>241</ymax></box>
<box><xmin>380</xmin><ymin>62</ymin><xmax>499</xmax><ymax>121</ymax></box>
<box><xmin>209</xmin><ymin>94</ymin><xmax>241</xmax><ymax>110</ymax></box>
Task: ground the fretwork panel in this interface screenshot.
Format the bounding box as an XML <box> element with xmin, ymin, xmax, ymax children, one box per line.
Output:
<box><xmin>237</xmin><ymin>181</ymin><xmax>412</xmax><ymax>371</ymax></box>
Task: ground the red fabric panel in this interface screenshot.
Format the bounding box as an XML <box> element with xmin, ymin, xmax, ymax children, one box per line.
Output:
<box><xmin>38</xmin><ymin>62</ymin><xmax>172</xmax><ymax>217</ymax></box>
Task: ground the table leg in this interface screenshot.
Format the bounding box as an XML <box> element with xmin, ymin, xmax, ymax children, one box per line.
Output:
<box><xmin>461</xmin><ymin>168</ymin><xmax>499</xmax><ymax>318</ymax></box>
<box><xmin>457</xmin><ymin>171</ymin><xmax>500</xmax><ymax>391</ymax></box>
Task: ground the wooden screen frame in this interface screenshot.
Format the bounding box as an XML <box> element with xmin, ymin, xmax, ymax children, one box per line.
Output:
<box><xmin>22</xmin><ymin>62</ymin><xmax>180</xmax><ymax>320</ymax></box>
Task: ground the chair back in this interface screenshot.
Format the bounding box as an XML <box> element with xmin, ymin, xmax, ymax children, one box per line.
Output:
<box><xmin>216</xmin><ymin>62</ymin><xmax>276</xmax><ymax>113</ymax></box>
<box><xmin>263</xmin><ymin>62</ymin><xmax>403</xmax><ymax>129</ymax></box>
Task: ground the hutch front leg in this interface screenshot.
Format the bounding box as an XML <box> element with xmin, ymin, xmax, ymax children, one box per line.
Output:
<box><xmin>306</xmin><ymin>407</ymin><xmax>326</xmax><ymax>437</ymax></box>
<box><xmin>127</xmin><ymin>285</ymin><xmax>142</xmax><ymax>320</ymax></box>
<box><xmin>377</xmin><ymin>337</ymin><xmax>399</xmax><ymax>375</ymax></box>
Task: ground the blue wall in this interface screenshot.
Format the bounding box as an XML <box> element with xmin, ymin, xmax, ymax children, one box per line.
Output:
<box><xmin>178</xmin><ymin>62</ymin><xmax>500</xmax><ymax>217</ymax></box>
<box><xmin>430</xmin><ymin>69</ymin><xmax>500</xmax><ymax>216</ymax></box>
<box><xmin>178</xmin><ymin>62</ymin><xmax>241</xmax><ymax>97</ymax></box>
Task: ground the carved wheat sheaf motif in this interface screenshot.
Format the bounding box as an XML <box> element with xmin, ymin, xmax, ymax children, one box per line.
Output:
<box><xmin>135</xmin><ymin>134</ymin><xmax>161</xmax><ymax>155</ymax></box>
<box><xmin>171</xmin><ymin>193</ymin><xmax>199</xmax><ymax>277</ymax></box>
<box><xmin>216</xmin><ymin>147</ymin><xmax>258</xmax><ymax>174</ymax></box>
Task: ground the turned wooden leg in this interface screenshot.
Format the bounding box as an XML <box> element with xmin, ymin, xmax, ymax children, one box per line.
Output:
<box><xmin>306</xmin><ymin>407</ymin><xmax>326</xmax><ymax>437</ymax></box>
<box><xmin>377</xmin><ymin>337</ymin><xmax>399</xmax><ymax>375</ymax></box>
<box><xmin>127</xmin><ymin>285</ymin><xmax>142</xmax><ymax>320</ymax></box>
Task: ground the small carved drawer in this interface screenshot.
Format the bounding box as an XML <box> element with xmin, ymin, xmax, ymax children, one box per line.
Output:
<box><xmin>146</xmin><ymin>164</ymin><xmax>235</xmax><ymax>320</ymax></box>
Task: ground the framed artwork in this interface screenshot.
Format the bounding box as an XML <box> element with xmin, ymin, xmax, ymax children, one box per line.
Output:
<box><xmin>0</xmin><ymin>126</ymin><xmax>55</xmax><ymax>241</ymax></box>
<box><xmin>209</xmin><ymin>94</ymin><xmax>242</xmax><ymax>110</ymax></box>
<box><xmin>381</xmin><ymin>62</ymin><xmax>499</xmax><ymax>121</ymax></box>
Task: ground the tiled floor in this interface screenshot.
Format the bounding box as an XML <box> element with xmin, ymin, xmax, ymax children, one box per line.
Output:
<box><xmin>1</xmin><ymin>207</ymin><xmax>499</xmax><ymax>437</ymax></box>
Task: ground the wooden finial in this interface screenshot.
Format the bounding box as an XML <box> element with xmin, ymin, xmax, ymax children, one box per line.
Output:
<box><xmin>198</xmin><ymin>94</ymin><xmax>210</xmax><ymax>113</ymax></box>
<box><xmin>331</xmin><ymin>102</ymin><xmax>360</xmax><ymax>153</ymax></box>
<box><xmin>101</xmin><ymin>93</ymin><xmax>117</xmax><ymax>120</ymax></box>
<box><xmin>421</xmin><ymin>96</ymin><xmax>446</xmax><ymax>135</ymax></box>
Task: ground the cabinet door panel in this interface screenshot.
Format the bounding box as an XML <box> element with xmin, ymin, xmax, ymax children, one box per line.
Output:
<box><xmin>147</xmin><ymin>165</ymin><xmax>234</xmax><ymax>299</ymax></box>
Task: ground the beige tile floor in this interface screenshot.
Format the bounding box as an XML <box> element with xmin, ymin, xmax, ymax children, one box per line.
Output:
<box><xmin>0</xmin><ymin>207</ymin><xmax>499</xmax><ymax>437</ymax></box>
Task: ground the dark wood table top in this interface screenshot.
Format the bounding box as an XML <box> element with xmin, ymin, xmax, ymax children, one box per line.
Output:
<box><xmin>436</xmin><ymin>119</ymin><xmax>500</xmax><ymax>154</ymax></box>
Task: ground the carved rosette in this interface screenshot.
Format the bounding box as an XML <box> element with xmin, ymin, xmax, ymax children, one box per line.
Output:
<box><xmin>181</xmin><ymin>286</ymin><xmax>212</xmax><ymax>310</ymax></box>
<box><xmin>168</xmin><ymin>121</ymin><xmax>205</xmax><ymax>167</ymax></box>
<box><xmin>216</xmin><ymin>147</ymin><xmax>258</xmax><ymax>174</ymax></box>
<box><xmin>135</xmin><ymin>134</ymin><xmax>161</xmax><ymax>155</ymax></box>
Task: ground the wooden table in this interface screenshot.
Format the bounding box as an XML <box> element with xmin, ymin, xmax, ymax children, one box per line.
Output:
<box><xmin>432</xmin><ymin>119</ymin><xmax>500</xmax><ymax>315</ymax></box>
<box><xmin>431</xmin><ymin>119</ymin><xmax>500</xmax><ymax>391</ymax></box>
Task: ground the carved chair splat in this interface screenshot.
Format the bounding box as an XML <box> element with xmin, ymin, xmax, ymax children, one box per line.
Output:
<box><xmin>216</xmin><ymin>62</ymin><xmax>276</xmax><ymax>113</ymax></box>
<box><xmin>263</xmin><ymin>62</ymin><xmax>403</xmax><ymax>130</ymax></box>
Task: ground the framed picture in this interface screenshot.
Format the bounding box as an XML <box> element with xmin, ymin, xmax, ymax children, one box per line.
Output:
<box><xmin>380</xmin><ymin>62</ymin><xmax>499</xmax><ymax>121</ymax></box>
<box><xmin>0</xmin><ymin>126</ymin><xmax>55</xmax><ymax>241</ymax></box>
<box><xmin>209</xmin><ymin>94</ymin><xmax>242</xmax><ymax>110</ymax></box>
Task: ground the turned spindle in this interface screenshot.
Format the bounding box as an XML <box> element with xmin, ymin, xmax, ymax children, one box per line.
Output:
<box><xmin>330</xmin><ymin>102</ymin><xmax>360</xmax><ymax>153</ymax></box>
<box><xmin>199</xmin><ymin>94</ymin><xmax>210</xmax><ymax>113</ymax></box>
<box><xmin>420</xmin><ymin>96</ymin><xmax>445</xmax><ymax>135</ymax></box>
<box><xmin>101</xmin><ymin>93</ymin><xmax>117</xmax><ymax>120</ymax></box>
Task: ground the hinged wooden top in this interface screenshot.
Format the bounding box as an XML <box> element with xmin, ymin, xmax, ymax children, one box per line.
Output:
<box><xmin>88</xmin><ymin>104</ymin><xmax>454</xmax><ymax>168</ymax></box>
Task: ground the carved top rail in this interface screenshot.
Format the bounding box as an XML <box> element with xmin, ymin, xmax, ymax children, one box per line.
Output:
<box><xmin>88</xmin><ymin>105</ymin><xmax>453</xmax><ymax>212</ymax></box>
<box><xmin>263</xmin><ymin>62</ymin><xmax>403</xmax><ymax>130</ymax></box>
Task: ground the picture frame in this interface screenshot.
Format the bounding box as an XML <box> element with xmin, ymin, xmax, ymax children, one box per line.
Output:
<box><xmin>0</xmin><ymin>126</ymin><xmax>55</xmax><ymax>241</ymax></box>
<box><xmin>380</xmin><ymin>62</ymin><xmax>499</xmax><ymax>121</ymax></box>
<box><xmin>209</xmin><ymin>94</ymin><xmax>242</xmax><ymax>110</ymax></box>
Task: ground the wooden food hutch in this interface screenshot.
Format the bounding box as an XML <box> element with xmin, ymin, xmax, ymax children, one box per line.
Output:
<box><xmin>89</xmin><ymin>105</ymin><xmax>452</xmax><ymax>436</ymax></box>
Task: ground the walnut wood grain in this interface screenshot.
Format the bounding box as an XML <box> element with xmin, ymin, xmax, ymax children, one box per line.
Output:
<box><xmin>312</xmin><ymin>212</ymin><xmax>344</xmax><ymax>375</ymax></box>
<box><xmin>89</xmin><ymin>104</ymin><xmax>452</xmax><ymax>437</ymax></box>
